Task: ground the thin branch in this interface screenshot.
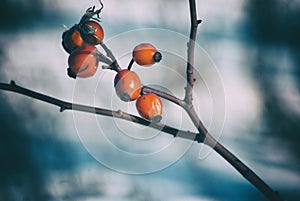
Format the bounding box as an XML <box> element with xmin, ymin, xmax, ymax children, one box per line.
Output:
<box><xmin>99</xmin><ymin>42</ymin><xmax>122</xmax><ymax>72</ymax></box>
<box><xmin>0</xmin><ymin>80</ymin><xmax>284</xmax><ymax>201</ymax></box>
<box><xmin>0</xmin><ymin>81</ymin><xmax>203</xmax><ymax>143</ymax></box>
<box><xmin>205</xmin><ymin>135</ymin><xmax>284</xmax><ymax>201</ymax></box>
<box><xmin>0</xmin><ymin>80</ymin><xmax>285</xmax><ymax>201</ymax></box>
<box><xmin>184</xmin><ymin>0</ymin><xmax>201</xmax><ymax>104</ymax></box>
<box><xmin>142</xmin><ymin>86</ymin><xmax>186</xmax><ymax>107</ymax></box>
<box><xmin>183</xmin><ymin>0</ymin><xmax>284</xmax><ymax>200</ymax></box>
<box><xmin>183</xmin><ymin>103</ymin><xmax>283</xmax><ymax>200</ymax></box>
<box><xmin>127</xmin><ymin>58</ymin><xmax>134</xmax><ymax>71</ymax></box>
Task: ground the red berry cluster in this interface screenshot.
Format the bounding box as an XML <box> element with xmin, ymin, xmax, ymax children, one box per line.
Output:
<box><xmin>62</xmin><ymin>8</ymin><xmax>104</xmax><ymax>79</ymax></box>
<box><xmin>113</xmin><ymin>43</ymin><xmax>163</xmax><ymax>122</ymax></box>
<box><xmin>61</xmin><ymin>4</ymin><xmax>163</xmax><ymax>122</ymax></box>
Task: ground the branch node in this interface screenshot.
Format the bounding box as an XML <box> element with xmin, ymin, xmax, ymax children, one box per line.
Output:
<box><xmin>10</xmin><ymin>80</ymin><xmax>16</xmax><ymax>86</ymax></box>
<box><xmin>102</xmin><ymin>65</ymin><xmax>112</xmax><ymax>70</ymax></box>
<box><xmin>116</xmin><ymin>109</ymin><xmax>124</xmax><ymax>117</ymax></box>
<box><xmin>60</xmin><ymin>105</ymin><xmax>66</xmax><ymax>112</ymax></box>
<box><xmin>186</xmin><ymin>103</ymin><xmax>193</xmax><ymax>110</ymax></box>
<box><xmin>195</xmin><ymin>134</ymin><xmax>205</xmax><ymax>143</ymax></box>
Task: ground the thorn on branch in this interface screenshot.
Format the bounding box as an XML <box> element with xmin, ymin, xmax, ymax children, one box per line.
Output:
<box><xmin>197</xmin><ymin>19</ymin><xmax>202</xmax><ymax>24</ymax></box>
<box><xmin>60</xmin><ymin>105</ymin><xmax>66</xmax><ymax>112</ymax></box>
<box><xmin>10</xmin><ymin>80</ymin><xmax>16</xmax><ymax>86</ymax></box>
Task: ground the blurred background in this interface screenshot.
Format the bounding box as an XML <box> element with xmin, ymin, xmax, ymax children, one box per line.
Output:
<box><xmin>0</xmin><ymin>0</ymin><xmax>300</xmax><ymax>200</ymax></box>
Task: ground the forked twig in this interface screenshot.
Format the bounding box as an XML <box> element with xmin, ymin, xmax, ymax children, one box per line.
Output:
<box><xmin>180</xmin><ymin>1</ymin><xmax>284</xmax><ymax>200</ymax></box>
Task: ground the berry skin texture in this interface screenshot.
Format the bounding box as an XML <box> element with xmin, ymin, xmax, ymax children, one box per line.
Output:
<box><xmin>62</xmin><ymin>25</ymin><xmax>84</xmax><ymax>54</ymax></box>
<box><xmin>114</xmin><ymin>70</ymin><xmax>142</xmax><ymax>102</ymax></box>
<box><xmin>67</xmin><ymin>45</ymin><xmax>99</xmax><ymax>79</ymax></box>
<box><xmin>132</xmin><ymin>43</ymin><xmax>162</xmax><ymax>66</ymax></box>
<box><xmin>80</xmin><ymin>21</ymin><xmax>104</xmax><ymax>45</ymax></box>
<box><xmin>136</xmin><ymin>93</ymin><xmax>163</xmax><ymax>123</ymax></box>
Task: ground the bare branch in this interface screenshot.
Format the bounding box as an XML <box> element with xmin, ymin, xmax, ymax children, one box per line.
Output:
<box><xmin>205</xmin><ymin>134</ymin><xmax>284</xmax><ymax>201</ymax></box>
<box><xmin>0</xmin><ymin>81</ymin><xmax>203</xmax><ymax>143</ymax></box>
<box><xmin>184</xmin><ymin>0</ymin><xmax>201</xmax><ymax>104</ymax></box>
<box><xmin>183</xmin><ymin>1</ymin><xmax>284</xmax><ymax>200</ymax></box>
<box><xmin>0</xmin><ymin>80</ymin><xmax>285</xmax><ymax>201</ymax></box>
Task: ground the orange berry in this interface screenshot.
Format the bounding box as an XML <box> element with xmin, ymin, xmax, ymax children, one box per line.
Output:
<box><xmin>114</xmin><ymin>70</ymin><xmax>142</xmax><ymax>102</ymax></box>
<box><xmin>62</xmin><ymin>25</ymin><xmax>84</xmax><ymax>54</ymax></box>
<box><xmin>132</xmin><ymin>43</ymin><xmax>162</xmax><ymax>66</ymax></box>
<box><xmin>80</xmin><ymin>21</ymin><xmax>104</xmax><ymax>45</ymax></box>
<box><xmin>136</xmin><ymin>93</ymin><xmax>163</xmax><ymax>122</ymax></box>
<box><xmin>67</xmin><ymin>45</ymin><xmax>99</xmax><ymax>78</ymax></box>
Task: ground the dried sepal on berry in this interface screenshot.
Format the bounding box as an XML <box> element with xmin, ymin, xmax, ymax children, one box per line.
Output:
<box><xmin>79</xmin><ymin>21</ymin><xmax>104</xmax><ymax>45</ymax></box>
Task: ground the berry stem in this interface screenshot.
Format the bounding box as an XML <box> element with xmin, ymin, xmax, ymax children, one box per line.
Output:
<box><xmin>95</xmin><ymin>50</ymin><xmax>113</xmax><ymax>65</ymax></box>
<box><xmin>127</xmin><ymin>58</ymin><xmax>134</xmax><ymax>71</ymax></box>
<box><xmin>99</xmin><ymin>42</ymin><xmax>122</xmax><ymax>72</ymax></box>
<box><xmin>142</xmin><ymin>86</ymin><xmax>185</xmax><ymax>106</ymax></box>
